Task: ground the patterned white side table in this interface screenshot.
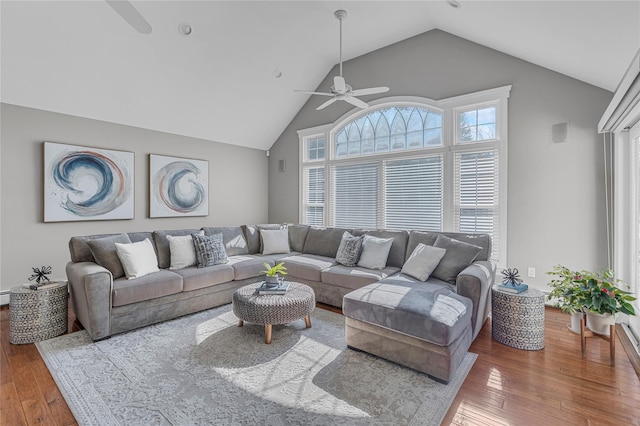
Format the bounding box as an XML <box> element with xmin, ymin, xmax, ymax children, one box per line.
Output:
<box><xmin>491</xmin><ymin>286</ymin><xmax>545</xmax><ymax>350</ymax></box>
<box><xmin>9</xmin><ymin>281</ymin><xmax>68</xmax><ymax>344</ymax></box>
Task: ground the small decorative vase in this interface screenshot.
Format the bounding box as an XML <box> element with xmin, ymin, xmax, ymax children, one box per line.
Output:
<box><xmin>264</xmin><ymin>275</ymin><xmax>280</xmax><ymax>288</ymax></box>
<box><xmin>568</xmin><ymin>311</ymin><xmax>584</xmax><ymax>334</ymax></box>
<box><xmin>586</xmin><ymin>311</ymin><xmax>615</xmax><ymax>336</ymax></box>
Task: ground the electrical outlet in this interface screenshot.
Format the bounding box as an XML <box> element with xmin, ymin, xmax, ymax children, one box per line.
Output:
<box><xmin>527</xmin><ymin>267</ymin><xmax>536</xmax><ymax>278</ymax></box>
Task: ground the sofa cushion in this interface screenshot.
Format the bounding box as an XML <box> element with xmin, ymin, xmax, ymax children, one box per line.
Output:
<box><xmin>69</xmin><ymin>233</ymin><xmax>119</xmax><ymax>263</ymax></box>
<box><xmin>228</xmin><ymin>255</ymin><xmax>274</xmax><ymax>281</ymax></box>
<box><xmin>302</xmin><ymin>227</ymin><xmax>351</xmax><ymax>258</ymax></box>
<box><xmin>112</xmin><ymin>269</ymin><xmax>183</xmax><ymax>307</ymax></box>
<box><xmin>154</xmin><ymin>229</ymin><xmax>202</xmax><ymax>269</ymax></box>
<box><xmin>288</xmin><ymin>224</ymin><xmax>310</xmax><ymax>253</ymax></box>
<box><xmin>431</xmin><ymin>234</ymin><xmax>483</xmax><ymax>285</ymax></box>
<box><xmin>343</xmin><ymin>274</ymin><xmax>473</xmax><ymax>346</ymax></box>
<box><xmin>170</xmin><ymin>264</ymin><xmax>235</xmax><ymax>292</ymax></box>
<box><xmin>261</xmin><ymin>228</ymin><xmax>291</xmax><ymax>255</ymax></box>
<box><xmin>243</xmin><ymin>224</ymin><xmax>284</xmax><ymax>254</ymax></box>
<box><xmin>86</xmin><ymin>233</ymin><xmax>132</xmax><ymax>279</ymax></box>
<box><xmin>406</xmin><ymin>231</ymin><xmax>492</xmax><ymax>262</ymax></box>
<box><xmin>193</xmin><ymin>233</ymin><xmax>229</xmax><ymax>267</ymax></box>
<box><xmin>167</xmin><ymin>232</ymin><xmax>203</xmax><ymax>270</ymax></box>
<box><xmin>352</xmin><ymin>229</ymin><xmax>409</xmax><ymax>268</ymax></box>
<box><xmin>335</xmin><ymin>232</ymin><xmax>364</xmax><ymax>267</ymax></box>
<box><xmin>321</xmin><ymin>265</ymin><xmax>400</xmax><ymax>290</ymax></box>
<box><xmin>202</xmin><ymin>226</ymin><xmax>249</xmax><ymax>256</ymax></box>
<box><xmin>278</xmin><ymin>254</ymin><xmax>336</xmax><ymax>282</ymax></box>
<box><xmin>401</xmin><ymin>243</ymin><xmax>446</xmax><ymax>281</ymax></box>
<box><xmin>115</xmin><ymin>238</ymin><xmax>161</xmax><ymax>279</ymax></box>
<box><xmin>357</xmin><ymin>235</ymin><xmax>394</xmax><ymax>270</ymax></box>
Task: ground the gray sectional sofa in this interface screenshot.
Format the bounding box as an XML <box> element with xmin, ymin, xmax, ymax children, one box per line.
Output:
<box><xmin>66</xmin><ymin>224</ymin><xmax>496</xmax><ymax>383</ymax></box>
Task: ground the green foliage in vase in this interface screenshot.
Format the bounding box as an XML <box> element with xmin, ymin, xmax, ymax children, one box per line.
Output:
<box><xmin>261</xmin><ymin>262</ymin><xmax>288</xmax><ymax>277</ymax></box>
<box><xmin>547</xmin><ymin>265</ymin><xmax>636</xmax><ymax>316</ymax></box>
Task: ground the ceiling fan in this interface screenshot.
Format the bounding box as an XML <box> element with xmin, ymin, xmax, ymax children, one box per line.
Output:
<box><xmin>297</xmin><ymin>9</ymin><xmax>389</xmax><ymax>111</ymax></box>
<box><xmin>106</xmin><ymin>0</ymin><xmax>152</xmax><ymax>34</ymax></box>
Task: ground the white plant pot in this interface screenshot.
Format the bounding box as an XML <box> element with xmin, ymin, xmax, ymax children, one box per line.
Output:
<box><xmin>586</xmin><ymin>311</ymin><xmax>616</xmax><ymax>336</ymax></box>
<box><xmin>264</xmin><ymin>275</ymin><xmax>280</xmax><ymax>287</ymax></box>
<box><xmin>568</xmin><ymin>312</ymin><xmax>584</xmax><ymax>334</ymax></box>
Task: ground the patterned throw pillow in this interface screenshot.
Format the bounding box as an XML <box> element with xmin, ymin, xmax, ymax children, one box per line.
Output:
<box><xmin>192</xmin><ymin>233</ymin><xmax>228</xmax><ymax>268</ymax></box>
<box><xmin>335</xmin><ymin>231</ymin><xmax>364</xmax><ymax>267</ymax></box>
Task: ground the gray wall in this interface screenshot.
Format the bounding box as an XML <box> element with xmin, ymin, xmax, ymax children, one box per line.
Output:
<box><xmin>1</xmin><ymin>103</ymin><xmax>268</xmax><ymax>296</ymax></box>
<box><xmin>268</xmin><ymin>29</ymin><xmax>613</xmax><ymax>291</ymax></box>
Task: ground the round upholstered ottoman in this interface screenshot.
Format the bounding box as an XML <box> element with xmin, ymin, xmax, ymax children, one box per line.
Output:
<box><xmin>232</xmin><ymin>281</ymin><xmax>315</xmax><ymax>344</ymax></box>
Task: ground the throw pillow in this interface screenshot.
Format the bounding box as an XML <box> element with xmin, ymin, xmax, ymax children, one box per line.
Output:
<box><xmin>167</xmin><ymin>231</ymin><xmax>203</xmax><ymax>269</ymax></box>
<box><xmin>192</xmin><ymin>233</ymin><xmax>229</xmax><ymax>268</ymax></box>
<box><xmin>401</xmin><ymin>243</ymin><xmax>447</xmax><ymax>281</ymax></box>
<box><xmin>114</xmin><ymin>238</ymin><xmax>160</xmax><ymax>279</ymax></box>
<box><xmin>86</xmin><ymin>233</ymin><xmax>132</xmax><ymax>279</ymax></box>
<box><xmin>357</xmin><ymin>235</ymin><xmax>394</xmax><ymax>270</ymax></box>
<box><xmin>260</xmin><ymin>229</ymin><xmax>291</xmax><ymax>255</ymax></box>
<box><xmin>335</xmin><ymin>231</ymin><xmax>364</xmax><ymax>267</ymax></box>
<box><xmin>431</xmin><ymin>234</ymin><xmax>483</xmax><ymax>284</ymax></box>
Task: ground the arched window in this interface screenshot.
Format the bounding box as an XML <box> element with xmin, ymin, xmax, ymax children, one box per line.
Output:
<box><xmin>334</xmin><ymin>106</ymin><xmax>442</xmax><ymax>158</ymax></box>
<box><xmin>299</xmin><ymin>88</ymin><xmax>510</xmax><ymax>264</ymax></box>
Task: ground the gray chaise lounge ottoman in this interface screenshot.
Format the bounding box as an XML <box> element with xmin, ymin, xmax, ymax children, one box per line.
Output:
<box><xmin>343</xmin><ymin>274</ymin><xmax>474</xmax><ymax>383</ymax></box>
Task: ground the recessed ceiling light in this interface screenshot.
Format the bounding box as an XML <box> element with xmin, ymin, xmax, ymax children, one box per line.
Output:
<box><xmin>446</xmin><ymin>0</ymin><xmax>462</xmax><ymax>8</ymax></box>
<box><xmin>273</xmin><ymin>69</ymin><xmax>283</xmax><ymax>79</ymax></box>
<box><xmin>178</xmin><ymin>23</ymin><xmax>192</xmax><ymax>36</ymax></box>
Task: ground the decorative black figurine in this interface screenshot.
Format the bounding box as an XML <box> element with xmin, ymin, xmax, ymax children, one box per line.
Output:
<box><xmin>28</xmin><ymin>266</ymin><xmax>52</xmax><ymax>285</ymax></box>
<box><xmin>501</xmin><ymin>268</ymin><xmax>523</xmax><ymax>287</ymax></box>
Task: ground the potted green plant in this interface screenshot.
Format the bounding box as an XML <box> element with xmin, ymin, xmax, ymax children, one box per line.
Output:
<box><xmin>547</xmin><ymin>265</ymin><xmax>587</xmax><ymax>333</ymax></box>
<box><xmin>578</xmin><ymin>268</ymin><xmax>636</xmax><ymax>335</ymax></box>
<box><xmin>548</xmin><ymin>265</ymin><xmax>636</xmax><ymax>335</ymax></box>
<box><xmin>261</xmin><ymin>262</ymin><xmax>288</xmax><ymax>287</ymax></box>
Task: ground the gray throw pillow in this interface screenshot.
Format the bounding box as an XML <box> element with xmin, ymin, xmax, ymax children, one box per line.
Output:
<box><xmin>335</xmin><ymin>231</ymin><xmax>364</xmax><ymax>267</ymax></box>
<box><xmin>401</xmin><ymin>243</ymin><xmax>447</xmax><ymax>281</ymax></box>
<box><xmin>87</xmin><ymin>234</ymin><xmax>132</xmax><ymax>279</ymax></box>
<box><xmin>431</xmin><ymin>234</ymin><xmax>482</xmax><ymax>284</ymax></box>
<box><xmin>357</xmin><ymin>235</ymin><xmax>394</xmax><ymax>270</ymax></box>
<box><xmin>192</xmin><ymin>233</ymin><xmax>229</xmax><ymax>268</ymax></box>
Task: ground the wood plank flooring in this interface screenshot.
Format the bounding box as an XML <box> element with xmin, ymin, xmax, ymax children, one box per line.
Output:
<box><xmin>1</xmin><ymin>304</ymin><xmax>639</xmax><ymax>425</ymax></box>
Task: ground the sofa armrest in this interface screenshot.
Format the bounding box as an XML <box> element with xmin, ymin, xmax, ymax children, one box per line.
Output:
<box><xmin>456</xmin><ymin>260</ymin><xmax>496</xmax><ymax>340</ymax></box>
<box><xmin>66</xmin><ymin>261</ymin><xmax>113</xmax><ymax>340</ymax></box>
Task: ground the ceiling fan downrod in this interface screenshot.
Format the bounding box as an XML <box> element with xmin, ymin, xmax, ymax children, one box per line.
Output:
<box><xmin>335</xmin><ymin>9</ymin><xmax>348</xmax><ymax>78</ymax></box>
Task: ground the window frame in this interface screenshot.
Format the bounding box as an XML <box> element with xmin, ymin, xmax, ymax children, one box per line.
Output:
<box><xmin>298</xmin><ymin>87</ymin><xmax>510</xmax><ymax>265</ymax></box>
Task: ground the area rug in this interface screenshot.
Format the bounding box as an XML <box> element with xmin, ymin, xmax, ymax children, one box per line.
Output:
<box><xmin>37</xmin><ymin>304</ymin><xmax>476</xmax><ymax>425</ymax></box>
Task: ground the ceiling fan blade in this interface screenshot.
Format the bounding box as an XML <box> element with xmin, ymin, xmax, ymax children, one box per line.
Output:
<box><xmin>317</xmin><ymin>98</ymin><xmax>338</xmax><ymax>110</ymax></box>
<box><xmin>350</xmin><ymin>86</ymin><xmax>390</xmax><ymax>97</ymax></box>
<box><xmin>334</xmin><ymin>76</ymin><xmax>347</xmax><ymax>94</ymax></box>
<box><xmin>106</xmin><ymin>0</ymin><xmax>152</xmax><ymax>34</ymax></box>
<box><xmin>294</xmin><ymin>90</ymin><xmax>334</xmax><ymax>97</ymax></box>
<box><xmin>344</xmin><ymin>96</ymin><xmax>369</xmax><ymax>109</ymax></box>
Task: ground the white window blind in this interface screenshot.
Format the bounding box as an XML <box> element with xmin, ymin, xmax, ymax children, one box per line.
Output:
<box><xmin>454</xmin><ymin>149</ymin><xmax>500</xmax><ymax>260</ymax></box>
<box><xmin>303</xmin><ymin>167</ymin><xmax>325</xmax><ymax>226</ymax></box>
<box><xmin>385</xmin><ymin>156</ymin><xmax>443</xmax><ymax>231</ymax></box>
<box><xmin>332</xmin><ymin>163</ymin><xmax>378</xmax><ymax>228</ymax></box>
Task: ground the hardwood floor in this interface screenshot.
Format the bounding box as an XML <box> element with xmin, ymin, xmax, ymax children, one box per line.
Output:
<box><xmin>1</xmin><ymin>304</ymin><xmax>639</xmax><ymax>425</ymax></box>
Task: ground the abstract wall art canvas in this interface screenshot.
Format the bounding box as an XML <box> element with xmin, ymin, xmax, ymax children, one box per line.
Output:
<box><xmin>150</xmin><ymin>154</ymin><xmax>209</xmax><ymax>218</ymax></box>
<box><xmin>44</xmin><ymin>142</ymin><xmax>135</xmax><ymax>222</ymax></box>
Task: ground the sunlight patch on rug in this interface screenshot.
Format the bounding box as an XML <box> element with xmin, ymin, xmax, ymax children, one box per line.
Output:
<box><xmin>37</xmin><ymin>304</ymin><xmax>476</xmax><ymax>425</ymax></box>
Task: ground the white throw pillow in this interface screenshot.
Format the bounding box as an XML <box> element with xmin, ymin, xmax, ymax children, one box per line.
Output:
<box><xmin>357</xmin><ymin>235</ymin><xmax>394</xmax><ymax>270</ymax></box>
<box><xmin>115</xmin><ymin>238</ymin><xmax>160</xmax><ymax>279</ymax></box>
<box><xmin>401</xmin><ymin>243</ymin><xmax>447</xmax><ymax>281</ymax></box>
<box><xmin>260</xmin><ymin>229</ymin><xmax>290</xmax><ymax>255</ymax></box>
<box><xmin>167</xmin><ymin>232</ymin><xmax>203</xmax><ymax>270</ymax></box>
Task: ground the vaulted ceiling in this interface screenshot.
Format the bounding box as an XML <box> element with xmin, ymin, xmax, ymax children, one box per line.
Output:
<box><xmin>2</xmin><ymin>1</ymin><xmax>638</xmax><ymax>150</ymax></box>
